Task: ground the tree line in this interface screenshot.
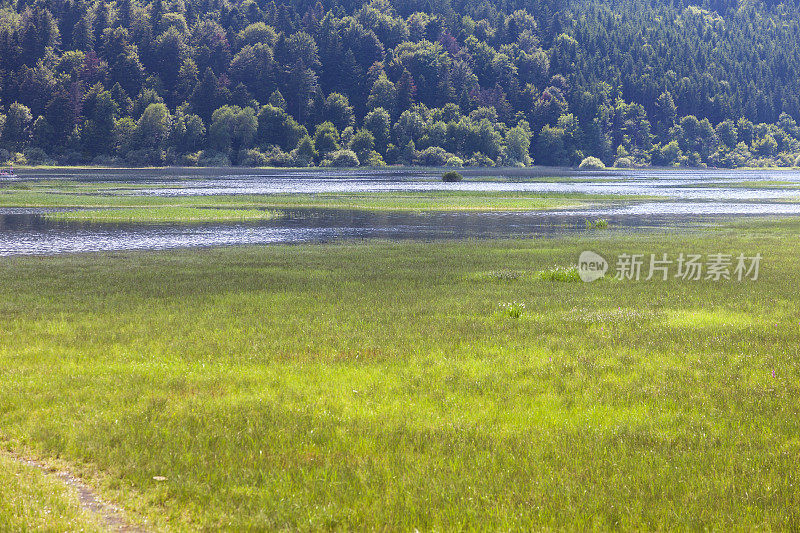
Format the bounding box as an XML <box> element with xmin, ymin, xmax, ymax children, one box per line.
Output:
<box><xmin>2</xmin><ymin>0</ymin><xmax>800</xmax><ymax>168</ymax></box>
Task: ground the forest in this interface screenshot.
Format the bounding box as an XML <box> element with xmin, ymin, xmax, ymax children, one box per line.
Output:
<box><xmin>2</xmin><ymin>0</ymin><xmax>800</xmax><ymax>168</ymax></box>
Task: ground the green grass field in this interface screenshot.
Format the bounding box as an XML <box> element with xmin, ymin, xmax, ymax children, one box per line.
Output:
<box><xmin>1</xmin><ymin>219</ymin><xmax>799</xmax><ymax>529</ymax></box>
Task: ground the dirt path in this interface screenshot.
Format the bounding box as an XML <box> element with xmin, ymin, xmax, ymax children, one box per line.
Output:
<box><xmin>3</xmin><ymin>450</ymin><xmax>148</xmax><ymax>532</ymax></box>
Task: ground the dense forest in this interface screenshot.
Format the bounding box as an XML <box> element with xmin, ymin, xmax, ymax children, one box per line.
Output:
<box><xmin>2</xmin><ymin>0</ymin><xmax>800</xmax><ymax>167</ymax></box>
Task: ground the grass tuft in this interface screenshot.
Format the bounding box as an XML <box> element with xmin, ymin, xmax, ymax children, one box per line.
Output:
<box><xmin>499</xmin><ymin>301</ymin><xmax>526</xmax><ymax>318</ymax></box>
<box><xmin>536</xmin><ymin>265</ymin><xmax>582</xmax><ymax>282</ymax></box>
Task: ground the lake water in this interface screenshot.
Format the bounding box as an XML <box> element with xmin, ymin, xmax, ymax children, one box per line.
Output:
<box><xmin>2</xmin><ymin>167</ymin><xmax>799</xmax><ymax>255</ymax></box>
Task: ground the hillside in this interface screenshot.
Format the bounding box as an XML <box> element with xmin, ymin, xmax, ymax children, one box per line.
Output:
<box><xmin>1</xmin><ymin>0</ymin><xmax>800</xmax><ymax>167</ymax></box>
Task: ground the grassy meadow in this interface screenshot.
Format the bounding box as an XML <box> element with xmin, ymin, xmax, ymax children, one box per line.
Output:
<box><xmin>0</xmin><ymin>219</ymin><xmax>799</xmax><ymax>529</ymax></box>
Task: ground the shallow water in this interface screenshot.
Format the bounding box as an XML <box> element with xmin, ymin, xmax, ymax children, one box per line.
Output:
<box><xmin>0</xmin><ymin>209</ymin><xmax>728</xmax><ymax>256</ymax></box>
<box><xmin>21</xmin><ymin>166</ymin><xmax>800</xmax><ymax>200</ymax></box>
<box><xmin>3</xmin><ymin>167</ymin><xmax>799</xmax><ymax>255</ymax></box>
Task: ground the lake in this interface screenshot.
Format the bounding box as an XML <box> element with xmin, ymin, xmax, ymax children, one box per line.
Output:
<box><xmin>2</xmin><ymin>167</ymin><xmax>799</xmax><ymax>255</ymax></box>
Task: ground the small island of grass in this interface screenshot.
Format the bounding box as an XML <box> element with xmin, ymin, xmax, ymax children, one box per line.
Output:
<box><xmin>45</xmin><ymin>206</ymin><xmax>282</xmax><ymax>224</ymax></box>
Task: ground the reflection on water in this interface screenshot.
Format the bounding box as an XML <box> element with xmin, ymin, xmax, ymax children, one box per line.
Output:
<box><xmin>3</xmin><ymin>167</ymin><xmax>800</xmax><ymax>255</ymax></box>
<box><xmin>18</xmin><ymin>166</ymin><xmax>800</xmax><ymax>199</ymax></box>
<box><xmin>0</xmin><ymin>208</ymin><xmax>762</xmax><ymax>256</ymax></box>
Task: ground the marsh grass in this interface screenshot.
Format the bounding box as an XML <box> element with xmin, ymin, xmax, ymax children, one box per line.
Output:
<box><xmin>585</xmin><ymin>218</ymin><xmax>611</xmax><ymax>229</ymax></box>
<box><xmin>44</xmin><ymin>206</ymin><xmax>282</xmax><ymax>224</ymax></box>
<box><xmin>1</xmin><ymin>222</ymin><xmax>800</xmax><ymax>529</ymax></box>
<box><xmin>0</xmin><ymin>180</ymin><xmax>653</xmax><ymax>212</ymax></box>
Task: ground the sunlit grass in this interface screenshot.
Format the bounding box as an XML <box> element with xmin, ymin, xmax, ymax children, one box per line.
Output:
<box><xmin>663</xmin><ymin>309</ymin><xmax>756</xmax><ymax>329</ymax></box>
<box><xmin>0</xmin><ymin>454</ymin><xmax>102</xmax><ymax>531</ymax></box>
<box><xmin>0</xmin><ymin>221</ymin><xmax>799</xmax><ymax>529</ymax></box>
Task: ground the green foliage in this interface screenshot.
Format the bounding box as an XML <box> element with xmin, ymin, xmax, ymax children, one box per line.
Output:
<box><xmin>416</xmin><ymin>146</ymin><xmax>455</xmax><ymax>166</ymax></box>
<box><xmin>1</xmin><ymin>103</ymin><xmax>33</xmax><ymax>151</ymax></box>
<box><xmin>257</xmin><ymin>105</ymin><xmax>306</xmax><ymax>151</ymax></box>
<box><xmin>293</xmin><ymin>135</ymin><xmax>317</xmax><ymax>166</ymax></box>
<box><xmin>578</xmin><ymin>156</ymin><xmax>605</xmax><ymax>169</ymax></box>
<box><xmin>368</xmin><ymin>73</ymin><xmax>398</xmax><ymax>115</ymax></box>
<box><xmin>137</xmin><ymin>103</ymin><xmax>172</xmax><ymax>149</ymax></box>
<box><xmin>350</xmin><ymin>129</ymin><xmax>376</xmax><ymax>161</ymax></box>
<box><xmin>268</xmin><ymin>90</ymin><xmax>286</xmax><ymax>110</ymax></box>
<box><xmin>313</xmin><ymin>121</ymin><xmax>340</xmax><ymax>159</ymax></box>
<box><xmin>322</xmin><ymin>149</ymin><xmax>360</xmax><ymax>167</ymax></box>
<box><xmin>536</xmin><ymin>124</ymin><xmax>567</xmax><ymax>166</ymax></box>
<box><xmin>324</xmin><ymin>93</ymin><xmax>355</xmax><ymax>132</ymax></box>
<box><xmin>209</xmin><ymin>106</ymin><xmax>257</xmax><ymax>161</ymax></box>
<box><xmin>505</xmin><ymin>121</ymin><xmax>533</xmax><ymax>165</ymax></box>
<box><xmin>1</xmin><ymin>0</ymin><xmax>800</xmax><ymax>167</ymax></box>
<box><xmin>442</xmin><ymin>170</ymin><xmax>463</xmax><ymax>182</ymax></box>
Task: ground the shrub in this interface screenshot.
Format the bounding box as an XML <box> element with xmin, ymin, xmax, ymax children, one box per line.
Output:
<box><xmin>414</xmin><ymin>146</ymin><xmax>453</xmax><ymax>166</ymax></box>
<box><xmin>775</xmin><ymin>152</ymin><xmax>794</xmax><ymax>167</ymax></box>
<box><xmin>182</xmin><ymin>151</ymin><xmax>201</xmax><ymax>166</ymax></box>
<box><xmin>613</xmin><ymin>156</ymin><xmax>634</xmax><ymax>168</ymax></box>
<box><xmin>322</xmin><ymin>149</ymin><xmax>360</xmax><ymax>167</ymax></box>
<box><xmin>465</xmin><ymin>152</ymin><xmax>495</xmax><ymax>167</ymax></box>
<box><xmin>263</xmin><ymin>146</ymin><xmax>294</xmax><ymax>167</ymax></box>
<box><xmin>578</xmin><ymin>156</ymin><xmax>605</xmax><ymax>169</ymax></box>
<box><xmin>363</xmin><ymin>150</ymin><xmax>386</xmax><ymax>167</ymax></box>
<box><xmin>239</xmin><ymin>147</ymin><xmax>295</xmax><ymax>167</ymax></box>
<box><xmin>23</xmin><ymin>147</ymin><xmax>55</xmax><ymax>165</ymax></box>
<box><xmin>91</xmin><ymin>155</ymin><xmax>120</xmax><ymax>166</ymax></box>
<box><xmin>239</xmin><ymin>148</ymin><xmax>269</xmax><ymax>166</ymax></box>
<box><xmin>384</xmin><ymin>144</ymin><xmax>399</xmax><ymax>164</ymax></box>
<box><xmin>126</xmin><ymin>148</ymin><xmax>166</xmax><ymax>166</ymax></box>
<box><xmin>442</xmin><ymin>170</ymin><xmax>463</xmax><ymax>182</ymax></box>
<box><xmin>57</xmin><ymin>150</ymin><xmax>84</xmax><ymax>165</ymax></box>
<box><xmin>445</xmin><ymin>156</ymin><xmax>464</xmax><ymax>167</ymax></box>
<box><xmin>197</xmin><ymin>150</ymin><xmax>232</xmax><ymax>167</ymax></box>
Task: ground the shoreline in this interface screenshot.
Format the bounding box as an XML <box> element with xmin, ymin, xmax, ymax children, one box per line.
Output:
<box><xmin>7</xmin><ymin>164</ymin><xmax>800</xmax><ymax>174</ymax></box>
